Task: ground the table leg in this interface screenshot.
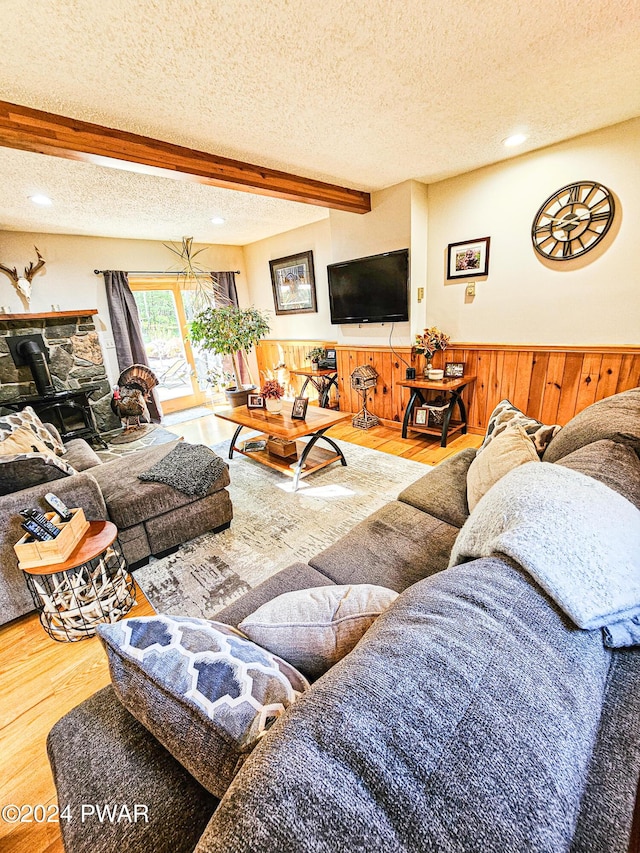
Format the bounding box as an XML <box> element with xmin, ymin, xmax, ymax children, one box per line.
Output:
<box><xmin>292</xmin><ymin>428</ymin><xmax>347</xmax><ymax>491</ymax></box>
<box><xmin>401</xmin><ymin>389</ymin><xmax>426</xmax><ymax>438</ymax></box>
<box><xmin>229</xmin><ymin>424</ymin><xmax>245</xmax><ymax>459</ymax></box>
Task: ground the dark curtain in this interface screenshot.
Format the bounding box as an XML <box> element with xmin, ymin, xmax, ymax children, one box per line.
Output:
<box><xmin>103</xmin><ymin>270</ymin><xmax>162</xmax><ymax>422</ymax></box>
<box><xmin>213</xmin><ymin>270</ymin><xmax>250</xmax><ymax>386</ymax></box>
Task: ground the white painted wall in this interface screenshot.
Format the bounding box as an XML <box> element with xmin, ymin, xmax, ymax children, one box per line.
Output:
<box><xmin>425</xmin><ymin>117</ymin><xmax>640</xmax><ymax>345</ymax></box>
<box><xmin>244</xmin><ymin>181</ymin><xmax>414</xmax><ymax>347</ymax></box>
<box><xmin>0</xmin><ymin>232</ymin><xmax>247</xmax><ymax>382</ymax></box>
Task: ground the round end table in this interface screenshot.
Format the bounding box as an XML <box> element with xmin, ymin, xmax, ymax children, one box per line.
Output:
<box><xmin>22</xmin><ymin>521</ymin><xmax>136</xmax><ymax>642</ymax></box>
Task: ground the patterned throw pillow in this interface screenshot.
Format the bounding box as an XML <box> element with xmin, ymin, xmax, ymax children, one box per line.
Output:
<box><xmin>0</xmin><ymin>425</ymin><xmax>54</xmax><ymax>457</ymax></box>
<box><xmin>0</xmin><ymin>452</ymin><xmax>76</xmax><ymax>496</ymax></box>
<box><xmin>479</xmin><ymin>399</ymin><xmax>560</xmax><ymax>457</ymax></box>
<box><xmin>0</xmin><ymin>406</ymin><xmax>65</xmax><ymax>456</ymax></box>
<box><xmin>239</xmin><ymin>584</ymin><xmax>399</xmax><ymax>678</ymax></box>
<box><xmin>98</xmin><ymin>615</ymin><xmax>309</xmax><ymax>799</ymax></box>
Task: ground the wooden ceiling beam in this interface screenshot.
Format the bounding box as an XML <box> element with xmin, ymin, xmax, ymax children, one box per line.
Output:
<box><xmin>0</xmin><ymin>101</ymin><xmax>371</xmax><ymax>214</ymax></box>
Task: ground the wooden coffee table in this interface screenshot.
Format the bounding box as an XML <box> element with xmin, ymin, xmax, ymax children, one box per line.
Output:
<box><xmin>216</xmin><ymin>402</ymin><xmax>350</xmax><ymax>490</ymax></box>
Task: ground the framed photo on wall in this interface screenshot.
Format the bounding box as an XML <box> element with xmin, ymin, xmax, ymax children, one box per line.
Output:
<box><xmin>446</xmin><ymin>237</ymin><xmax>490</xmax><ymax>280</ymax></box>
<box><xmin>269</xmin><ymin>251</ymin><xmax>317</xmax><ymax>315</ymax></box>
<box><xmin>444</xmin><ymin>362</ymin><xmax>465</xmax><ymax>378</ymax></box>
<box><xmin>291</xmin><ymin>396</ymin><xmax>309</xmax><ymax>420</ymax></box>
<box><xmin>247</xmin><ymin>394</ymin><xmax>265</xmax><ymax>410</ymax></box>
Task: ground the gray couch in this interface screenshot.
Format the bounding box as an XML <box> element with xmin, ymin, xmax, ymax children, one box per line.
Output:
<box><xmin>0</xmin><ymin>433</ymin><xmax>233</xmax><ymax>626</ymax></box>
<box><xmin>47</xmin><ymin>389</ymin><xmax>640</xmax><ymax>853</ymax></box>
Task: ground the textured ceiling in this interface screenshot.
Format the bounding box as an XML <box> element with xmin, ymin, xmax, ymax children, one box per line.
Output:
<box><xmin>0</xmin><ymin>0</ymin><xmax>639</xmax><ymax>243</ymax></box>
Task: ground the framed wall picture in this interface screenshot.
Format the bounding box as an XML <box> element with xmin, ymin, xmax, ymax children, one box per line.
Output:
<box><xmin>247</xmin><ymin>394</ymin><xmax>265</xmax><ymax>409</ymax></box>
<box><xmin>269</xmin><ymin>251</ymin><xmax>317</xmax><ymax>315</ymax></box>
<box><xmin>446</xmin><ymin>237</ymin><xmax>490</xmax><ymax>280</ymax></box>
<box><xmin>291</xmin><ymin>396</ymin><xmax>309</xmax><ymax>420</ymax></box>
<box><xmin>444</xmin><ymin>362</ymin><xmax>465</xmax><ymax>378</ymax></box>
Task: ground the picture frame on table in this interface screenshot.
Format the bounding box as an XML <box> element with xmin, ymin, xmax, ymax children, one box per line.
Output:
<box><xmin>444</xmin><ymin>362</ymin><xmax>465</xmax><ymax>378</ymax></box>
<box><xmin>446</xmin><ymin>236</ymin><xmax>490</xmax><ymax>280</ymax></box>
<box><xmin>291</xmin><ymin>396</ymin><xmax>309</xmax><ymax>420</ymax></box>
<box><xmin>413</xmin><ymin>406</ymin><xmax>429</xmax><ymax>426</ymax></box>
<box><xmin>247</xmin><ymin>394</ymin><xmax>265</xmax><ymax>410</ymax></box>
<box><xmin>269</xmin><ymin>251</ymin><xmax>317</xmax><ymax>315</ymax></box>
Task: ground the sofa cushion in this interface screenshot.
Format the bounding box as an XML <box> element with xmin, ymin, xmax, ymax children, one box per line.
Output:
<box><xmin>239</xmin><ymin>584</ymin><xmax>398</xmax><ymax>678</ymax></box>
<box><xmin>91</xmin><ymin>440</ymin><xmax>230</xmax><ymax>529</ymax></box>
<box><xmin>544</xmin><ymin>387</ymin><xmax>640</xmax><ymax>462</ymax></box>
<box><xmin>98</xmin><ymin>615</ymin><xmax>309</xmax><ymax>800</ymax></box>
<box><xmin>196</xmin><ymin>557</ymin><xmax>615</xmax><ymax>853</ymax></box>
<box><xmin>467</xmin><ymin>423</ymin><xmax>540</xmax><ymax>511</ymax></box>
<box><xmin>215</xmin><ymin>563</ymin><xmax>336</xmax><ymax>628</ymax></box>
<box><xmin>397</xmin><ymin>447</ymin><xmax>475</xmax><ymax>527</ymax></box>
<box><xmin>480</xmin><ymin>398</ymin><xmax>560</xmax><ymax>457</ymax></box>
<box><xmin>0</xmin><ymin>405</ymin><xmax>65</xmax><ymax>455</ymax></box>
<box><xmin>61</xmin><ymin>438</ymin><xmax>103</xmax><ymax>471</ymax></box>
<box><xmin>47</xmin><ymin>685</ymin><xmax>218</xmax><ymax>853</ymax></box>
<box><xmin>309</xmin><ymin>500</ymin><xmax>459</xmax><ymax>591</ymax></box>
<box><xmin>0</xmin><ymin>452</ymin><xmax>75</xmax><ymax>496</ymax></box>
<box><xmin>555</xmin><ymin>439</ymin><xmax>640</xmax><ymax>510</ymax></box>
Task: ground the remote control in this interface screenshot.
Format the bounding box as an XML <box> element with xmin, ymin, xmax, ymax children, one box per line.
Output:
<box><xmin>21</xmin><ymin>519</ymin><xmax>55</xmax><ymax>541</ymax></box>
<box><xmin>20</xmin><ymin>509</ymin><xmax>61</xmax><ymax>538</ymax></box>
<box><xmin>44</xmin><ymin>493</ymin><xmax>73</xmax><ymax>521</ymax></box>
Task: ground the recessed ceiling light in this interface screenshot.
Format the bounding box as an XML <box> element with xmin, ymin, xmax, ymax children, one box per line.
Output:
<box><xmin>29</xmin><ymin>194</ymin><xmax>53</xmax><ymax>206</ymax></box>
<box><xmin>502</xmin><ymin>133</ymin><xmax>527</xmax><ymax>147</ymax></box>
<box><xmin>210</xmin><ymin>217</ymin><xmax>225</xmax><ymax>225</ymax></box>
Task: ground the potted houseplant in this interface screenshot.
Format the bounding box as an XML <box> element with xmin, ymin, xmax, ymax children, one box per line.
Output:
<box><xmin>189</xmin><ymin>305</ymin><xmax>271</xmax><ymax>407</ymax></box>
<box><xmin>261</xmin><ymin>379</ymin><xmax>285</xmax><ymax>414</ymax></box>
<box><xmin>307</xmin><ymin>346</ymin><xmax>326</xmax><ymax>371</ymax></box>
<box><xmin>414</xmin><ymin>327</ymin><xmax>450</xmax><ymax>379</ymax></box>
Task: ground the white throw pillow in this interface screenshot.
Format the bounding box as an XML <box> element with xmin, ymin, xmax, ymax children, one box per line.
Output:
<box><xmin>467</xmin><ymin>423</ymin><xmax>539</xmax><ymax>511</ymax></box>
<box><xmin>239</xmin><ymin>584</ymin><xmax>399</xmax><ymax>678</ymax></box>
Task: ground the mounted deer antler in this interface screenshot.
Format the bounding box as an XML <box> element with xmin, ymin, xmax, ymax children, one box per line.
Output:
<box><xmin>24</xmin><ymin>247</ymin><xmax>45</xmax><ymax>283</ymax></box>
<box><xmin>0</xmin><ymin>261</ymin><xmax>18</xmax><ymax>284</ymax></box>
<box><xmin>0</xmin><ymin>246</ymin><xmax>45</xmax><ymax>305</ymax></box>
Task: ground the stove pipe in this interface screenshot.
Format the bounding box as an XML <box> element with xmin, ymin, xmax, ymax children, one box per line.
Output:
<box><xmin>17</xmin><ymin>340</ymin><xmax>55</xmax><ymax>397</ymax></box>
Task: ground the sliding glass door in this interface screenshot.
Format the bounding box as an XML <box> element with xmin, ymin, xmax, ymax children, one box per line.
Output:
<box><xmin>131</xmin><ymin>278</ymin><xmax>222</xmax><ymax>414</ymax></box>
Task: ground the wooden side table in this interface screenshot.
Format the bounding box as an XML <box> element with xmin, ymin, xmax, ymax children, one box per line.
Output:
<box><xmin>22</xmin><ymin>521</ymin><xmax>136</xmax><ymax>642</ymax></box>
<box><xmin>396</xmin><ymin>376</ymin><xmax>476</xmax><ymax>447</ymax></box>
<box><xmin>289</xmin><ymin>368</ymin><xmax>339</xmax><ymax>408</ymax></box>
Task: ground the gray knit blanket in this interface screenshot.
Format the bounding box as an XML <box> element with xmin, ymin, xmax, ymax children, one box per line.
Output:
<box><xmin>450</xmin><ymin>462</ymin><xmax>640</xmax><ymax>647</ymax></box>
<box><xmin>138</xmin><ymin>442</ymin><xmax>227</xmax><ymax>497</ymax></box>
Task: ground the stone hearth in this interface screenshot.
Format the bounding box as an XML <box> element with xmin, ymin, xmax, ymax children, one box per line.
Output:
<box><xmin>0</xmin><ymin>312</ymin><xmax>120</xmax><ymax>432</ymax></box>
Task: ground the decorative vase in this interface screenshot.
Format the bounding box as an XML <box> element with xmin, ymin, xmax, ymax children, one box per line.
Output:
<box><xmin>423</xmin><ymin>361</ymin><xmax>433</xmax><ymax>378</ymax></box>
<box><xmin>311</xmin><ymin>362</ymin><xmax>319</xmax><ymax>372</ymax></box>
<box><xmin>224</xmin><ymin>385</ymin><xmax>257</xmax><ymax>409</ymax></box>
<box><xmin>265</xmin><ymin>397</ymin><xmax>283</xmax><ymax>414</ymax></box>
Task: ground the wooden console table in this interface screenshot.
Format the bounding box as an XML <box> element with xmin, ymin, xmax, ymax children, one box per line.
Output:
<box><xmin>289</xmin><ymin>368</ymin><xmax>339</xmax><ymax>408</ymax></box>
<box><xmin>396</xmin><ymin>376</ymin><xmax>476</xmax><ymax>447</ymax></box>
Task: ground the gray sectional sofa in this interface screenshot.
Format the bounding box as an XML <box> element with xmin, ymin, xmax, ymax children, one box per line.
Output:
<box><xmin>0</xmin><ymin>433</ymin><xmax>232</xmax><ymax>626</ymax></box>
<box><xmin>47</xmin><ymin>389</ymin><xmax>640</xmax><ymax>853</ymax></box>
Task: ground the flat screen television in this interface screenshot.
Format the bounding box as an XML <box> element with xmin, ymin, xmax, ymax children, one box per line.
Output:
<box><xmin>327</xmin><ymin>249</ymin><xmax>409</xmax><ymax>324</ymax></box>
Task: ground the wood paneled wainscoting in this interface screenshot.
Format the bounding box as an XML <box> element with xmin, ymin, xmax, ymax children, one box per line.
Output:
<box><xmin>256</xmin><ymin>341</ymin><xmax>640</xmax><ymax>433</ymax></box>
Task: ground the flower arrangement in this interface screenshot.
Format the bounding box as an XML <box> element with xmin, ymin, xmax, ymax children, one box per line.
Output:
<box><xmin>306</xmin><ymin>347</ymin><xmax>326</xmax><ymax>363</ymax></box>
<box><xmin>414</xmin><ymin>327</ymin><xmax>450</xmax><ymax>361</ymax></box>
<box><xmin>260</xmin><ymin>379</ymin><xmax>284</xmax><ymax>399</ymax></box>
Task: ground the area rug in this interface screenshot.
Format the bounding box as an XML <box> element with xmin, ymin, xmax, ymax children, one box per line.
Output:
<box><xmin>134</xmin><ymin>440</ymin><xmax>431</xmax><ymax>619</ymax></box>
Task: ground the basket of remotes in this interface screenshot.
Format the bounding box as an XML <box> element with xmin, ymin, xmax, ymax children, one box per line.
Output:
<box><xmin>14</xmin><ymin>493</ymin><xmax>90</xmax><ymax>570</ymax></box>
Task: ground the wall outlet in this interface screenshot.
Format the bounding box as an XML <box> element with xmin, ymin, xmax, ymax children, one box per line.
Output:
<box><xmin>465</xmin><ymin>283</ymin><xmax>476</xmax><ymax>298</ymax></box>
<box><xmin>417</xmin><ymin>287</ymin><xmax>424</xmax><ymax>303</ymax></box>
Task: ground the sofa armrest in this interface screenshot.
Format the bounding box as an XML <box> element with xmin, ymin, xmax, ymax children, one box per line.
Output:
<box><xmin>397</xmin><ymin>447</ymin><xmax>476</xmax><ymax>528</ymax></box>
<box><xmin>0</xmin><ymin>471</ymin><xmax>108</xmax><ymax>626</ymax></box>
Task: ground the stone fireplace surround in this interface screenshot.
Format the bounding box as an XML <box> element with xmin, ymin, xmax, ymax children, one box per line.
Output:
<box><xmin>0</xmin><ymin>311</ymin><xmax>119</xmax><ymax>433</ymax></box>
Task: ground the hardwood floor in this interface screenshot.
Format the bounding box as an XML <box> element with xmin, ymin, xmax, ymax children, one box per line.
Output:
<box><xmin>0</xmin><ymin>410</ymin><xmax>480</xmax><ymax>853</ymax></box>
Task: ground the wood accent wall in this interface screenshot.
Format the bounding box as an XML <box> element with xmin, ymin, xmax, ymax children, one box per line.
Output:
<box><xmin>256</xmin><ymin>340</ymin><xmax>640</xmax><ymax>432</ymax></box>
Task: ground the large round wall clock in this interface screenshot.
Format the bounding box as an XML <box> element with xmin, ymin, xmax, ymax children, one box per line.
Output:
<box><xmin>531</xmin><ymin>181</ymin><xmax>615</xmax><ymax>260</ymax></box>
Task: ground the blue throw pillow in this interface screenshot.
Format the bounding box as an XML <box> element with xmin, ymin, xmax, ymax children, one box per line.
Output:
<box><xmin>98</xmin><ymin>615</ymin><xmax>309</xmax><ymax>798</ymax></box>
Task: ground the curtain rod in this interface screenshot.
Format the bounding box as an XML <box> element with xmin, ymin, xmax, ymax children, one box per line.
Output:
<box><xmin>93</xmin><ymin>269</ymin><xmax>241</xmax><ymax>275</ymax></box>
